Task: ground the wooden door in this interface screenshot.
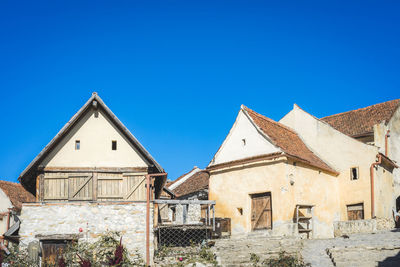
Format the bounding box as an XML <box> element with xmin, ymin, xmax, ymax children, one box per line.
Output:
<box><xmin>124</xmin><ymin>175</ymin><xmax>146</xmax><ymax>200</ymax></box>
<box><xmin>251</xmin><ymin>192</ymin><xmax>272</xmax><ymax>230</ymax></box>
<box><xmin>68</xmin><ymin>173</ymin><xmax>93</xmax><ymax>201</ymax></box>
<box><xmin>41</xmin><ymin>240</ymin><xmax>68</xmax><ymax>266</ymax></box>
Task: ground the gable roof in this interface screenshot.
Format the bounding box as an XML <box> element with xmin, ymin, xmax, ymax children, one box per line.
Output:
<box><xmin>169</xmin><ymin>169</ymin><xmax>209</xmax><ymax>198</ymax></box>
<box><xmin>0</xmin><ymin>181</ymin><xmax>35</xmax><ymax>210</ymax></box>
<box><xmin>242</xmin><ymin>106</ymin><xmax>337</xmax><ymax>174</ymax></box>
<box><xmin>19</xmin><ymin>93</ymin><xmax>164</xmax><ymax>191</ymax></box>
<box><xmin>168</xmin><ymin>167</ymin><xmax>201</xmax><ymax>190</ymax></box>
<box><xmin>321</xmin><ymin>99</ymin><xmax>400</xmax><ymax>137</ymax></box>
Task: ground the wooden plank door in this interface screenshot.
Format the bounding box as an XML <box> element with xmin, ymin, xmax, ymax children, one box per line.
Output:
<box><xmin>251</xmin><ymin>192</ymin><xmax>272</xmax><ymax>230</ymax></box>
<box><xmin>41</xmin><ymin>240</ymin><xmax>68</xmax><ymax>266</ymax></box>
<box><xmin>68</xmin><ymin>173</ymin><xmax>93</xmax><ymax>201</ymax></box>
<box><xmin>97</xmin><ymin>173</ymin><xmax>124</xmax><ymax>200</ymax></box>
<box><xmin>124</xmin><ymin>175</ymin><xmax>146</xmax><ymax>200</ymax></box>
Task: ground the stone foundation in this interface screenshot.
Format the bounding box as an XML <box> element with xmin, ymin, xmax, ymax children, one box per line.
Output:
<box><xmin>19</xmin><ymin>202</ymin><xmax>153</xmax><ymax>262</ymax></box>
<box><xmin>334</xmin><ymin>218</ymin><xmax>395</xmax><ymax>237</ymax></box>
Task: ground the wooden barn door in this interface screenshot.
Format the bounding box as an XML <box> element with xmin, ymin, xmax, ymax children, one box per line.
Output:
<box><xmin>124</xmin><ymin>175</ymin><xmax>146</xmax><ymax>200</ymax></box>
<box><xmin>41</xmin><ymin>240</ymin><xmax>68</xmax><ymax>266</ymax></box>
<box><xmin>251</xmin><ymin>192</ymin><xmax>272</xmax><ymax>231</ymax></box>
<box><xmin>68</xmin><ymin>173</ymin><xmax>93</xmax><ymax>201</ymax></box>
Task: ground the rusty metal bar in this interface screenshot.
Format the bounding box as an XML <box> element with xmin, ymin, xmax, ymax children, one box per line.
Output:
<box><xmin>146</xmin><ymin>172</ymin><xmax>167</xmax><ymax>267</ymax></box>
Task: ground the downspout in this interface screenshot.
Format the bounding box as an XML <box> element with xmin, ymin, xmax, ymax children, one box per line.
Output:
<box><xmin>146</xmin><ymin>173</ymin><xmax>167</xmax><ymax>267</ymax></box>
<box><xmin>385</xmin><ymin>130</ymin><xmax>390</xmax><ymax>156</ymax></box>
<box><xmin>370</xmin><ymin>154</ymin><xmax>382</xmax><ymax>218</ymax></box>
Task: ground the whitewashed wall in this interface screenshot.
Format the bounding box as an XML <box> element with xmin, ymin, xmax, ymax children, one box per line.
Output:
<box><xmin>210</xmin><ymin>109</ymin><xmax>280</xmax><ymax>166</ymax></box>
<box><xmin>41</xmin><ymin>108</ymin><xmax>148</xmax><ymax>168</ymax></box>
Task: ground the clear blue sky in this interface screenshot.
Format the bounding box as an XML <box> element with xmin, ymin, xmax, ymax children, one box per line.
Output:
<box><xmin>0</xmin><ymin>1</ymin><xmax>399</xmax><ymax>182</ymax></box>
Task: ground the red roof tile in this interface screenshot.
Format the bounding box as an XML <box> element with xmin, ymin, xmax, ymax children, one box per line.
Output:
<box><xmin>0</xmin><ymin>180</ymin><xmax>36</xmax><ymax>210</ymax></box>
<box><xmin>321</xmin><ymin>99</ymin><xmax>400</xmax><ymax>137</ymax></box>
<box><xmin>172</xmin><ymin>170</ymin><xmax>209</xmax><ymax>198</ymax></box>
<box><xmin>243</xmin><ymin>106</ymin><xmax>337</xmax><ymax>174</ymax></box>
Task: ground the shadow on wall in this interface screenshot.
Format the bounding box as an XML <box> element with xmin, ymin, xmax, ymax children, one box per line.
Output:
<box><xmin>396</xmin><ymin>196</ymin><xmax>400</xmax><ymax>228</ymax></box>
<box><xmin>378</xmin><ymin>250</ymin><xmax>400</xmax><ymax>267</ymax></box>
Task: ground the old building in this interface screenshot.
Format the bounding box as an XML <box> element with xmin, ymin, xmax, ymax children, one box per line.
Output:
<box><xmin>0</xmin><ymin>180</ymin><xmax>35</xmax><ymax>249</ymax></box>
<box><xmin>18</xmin><ymin>93</ymin><xmax>167</xmax><ymax>265</ymax></box>
<box><xmin>168</xmin><ymin>167</ymin><xmax>209</xmax><ymax>200</ymax></box>
<box><xmin>208</xmin><ymin>104</ymin><xmax>397</xmax><ymax>238</ymax></box>
<box><xmin>321</xmin><ymin>99</ymin><xmax>400</xmax><ymax>212</ymax></box>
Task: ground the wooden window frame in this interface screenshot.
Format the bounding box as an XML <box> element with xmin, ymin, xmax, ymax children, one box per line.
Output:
<box><xmin>347</xmin><ymin>202</ymin><xmax>364</xmax><ymax>220</ymax></box>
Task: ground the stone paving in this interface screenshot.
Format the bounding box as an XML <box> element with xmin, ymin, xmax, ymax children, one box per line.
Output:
<box><xmin>302</xmin><ymin>230</ymin><xmax>400</xmax><ymax>267</ymax></box>
<box><xmin>213</xmin><ymin>230</ymin><xmax>400</xmax><ymax>266</ymax></box>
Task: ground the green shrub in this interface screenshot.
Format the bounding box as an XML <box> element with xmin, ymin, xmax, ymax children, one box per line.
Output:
<box><xmin>250</xmin><ymin>251</ymin><xmax>307</xmax><ymax>267</ymax></box>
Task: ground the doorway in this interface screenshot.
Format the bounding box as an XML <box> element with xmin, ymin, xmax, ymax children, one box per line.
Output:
<box><xmin>251</xmin><ymin>192</ymin><xmax>272</xmax><ymax>231</ymax></box>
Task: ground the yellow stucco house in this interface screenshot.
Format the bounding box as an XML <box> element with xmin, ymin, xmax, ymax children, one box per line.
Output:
<box><xmin>208</xmin><ymin>102</ymin><xmax>398</xmax><ymax>238</ymax></box>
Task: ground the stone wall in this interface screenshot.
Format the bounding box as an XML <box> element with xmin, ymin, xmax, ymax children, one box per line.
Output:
<box><xmin>174</xmin><ymin>204</ymin><xmax>201</xmax><ymax>224</ymax></box>
<box><xmin>19</xmin><ymin>202</ymin><xmax>153</xmax><ymax>262</ymax></box>
<box><xmin>333</xmin><ymin>218</ymin><xmax>395</xmax><ymax>237</ymax></box>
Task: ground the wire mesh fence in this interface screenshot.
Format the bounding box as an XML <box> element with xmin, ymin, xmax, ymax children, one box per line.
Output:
<box><xmin>154</xmin><ymin>200</ymin><xmax>216</xmax><ymax>247</ymax></box>
<box><xmin>156</xmin><ymin>225</ymin><xmax>211</xmax><ymax>247</ymax></box>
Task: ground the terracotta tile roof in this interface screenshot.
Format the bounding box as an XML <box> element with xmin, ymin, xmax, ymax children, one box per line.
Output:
<box><xmin>171</xmin><ymin>170</ymin><xmax>209</xmax><ymax>198</ymax></box>
<box><xmin>321</xmin><ymin>99</ymin><xmax>400</xmax><ymax>137</ymax></box>
<box><xmin>243</xmin><ymin>106</ymin><xmax>337</xmax><ymax>174</ymax></box>
<box><xmin>0</xmin><ymin>180</ymin><xmax>35</xmax><ymax>210</ymax></box>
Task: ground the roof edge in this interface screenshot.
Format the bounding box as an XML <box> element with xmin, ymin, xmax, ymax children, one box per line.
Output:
<box><xmin>19</xmin><ymin>93</ymin><xmax>164</xmax><ymax>184</ymax></box>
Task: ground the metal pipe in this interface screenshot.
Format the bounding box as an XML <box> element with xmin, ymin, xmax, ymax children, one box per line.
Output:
<box><xmin>146</xmin><ymin>174</ymin><xmax>150</xmax><ymax>266</ymax></box>
<box><xmin>145</xmin><ymin>172</ymin><xmax>167</xmax><ymax>267</ymax></box>
<box><xmin>385</xmin><ymin>130</ymin><xmax>391</xmax><ymax>156</ymax></box>
<box><xmin>212</xmin><ymin>205</ymin><xmax>215</xmax><ymax>231</ymax></box>
<box><xmin>370</xmin><ymin>154</ymin><xmax>382</xmax><ymax>218</ymax></box>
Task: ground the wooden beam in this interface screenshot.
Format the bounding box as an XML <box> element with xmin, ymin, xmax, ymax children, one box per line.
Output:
<box><xmin>93</xmin><ymin>172</ymin><xmax>98</xmax><ymax>201</ymax></box>
<box><xmin>36</xmin><ymin>175</ymin><xmax>40</xmax><ymax>202</ymax></box>
<box><xmin>153</xmin><ymin>200</ymin><xmax>216</xmax><ymax>205</ymax></box>
<box><xmin>39</xmin><ymin>174</ymin><xmax>44</xmax><ymax>201</ymax></box>
<box><xmin>42</xmin><ymin>167</ymin><xmax>148</xmax><ymax>173</ymax></box>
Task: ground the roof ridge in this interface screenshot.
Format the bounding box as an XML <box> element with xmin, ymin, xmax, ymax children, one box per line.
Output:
<box><xmin>321</xmin><ymin>99</ymin><xmax>400</xmax><ymax>119</ymax></box>
<box><xmin>0</xmin><ymin>180</ymin><xmax>21</xmax><ymax>186</ymax></box>
<box><xmin>242</xmin><ymin>105</ymin><xmax>298</xmax><ymax>135</ymax></box>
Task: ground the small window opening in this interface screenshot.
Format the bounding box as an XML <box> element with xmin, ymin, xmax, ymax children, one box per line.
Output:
<box><xmin>112</xmin><ymin>140</ymin><xmax>117</xmax><ymax>150</ymax></box>
<box><xmin>237</xmin><ymin>207</ymin><xmax>243</xmax><ymax>215</ymax></box>
<box><xmin>75</xmin><ymin>140</ymin><xmax>80</xmax><ymax>150</ymax></box>
<box><xmin>347</xmin><ymin>203</ymin><xmax>364</xmax><ymax>220</ymax></box>
<box><xmin>351</xmin><ymin>167</ymin><xmax>359</xmax><ymax>180</ymax></box>
<box><xmin>242</xmin><ymin>138</ymin><xmax>246</xmax><ymax>146</ymax></box>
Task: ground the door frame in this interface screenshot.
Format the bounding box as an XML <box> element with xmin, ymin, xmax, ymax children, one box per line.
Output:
<box><xmin>250</xmin><ymin>192</ymin><xmax>272</xmax><ymax>231</ymax></box>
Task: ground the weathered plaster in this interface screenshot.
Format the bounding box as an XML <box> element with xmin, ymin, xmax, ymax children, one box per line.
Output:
<box><xmin>209</xmin><ymin>159</ymin><xmax>339</xmax><ymax>238</ymax></box>
<box><xmin>280</xmin><ymin>105</ymin><xmax>386</xmax><ymax>221</ymax></box>
<box><xmin>374</xmin><ymin>105</ymin><xmax>400</xmax><ymax>209</ymax></box>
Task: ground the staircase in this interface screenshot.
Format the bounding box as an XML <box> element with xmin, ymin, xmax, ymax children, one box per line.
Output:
<box><xmin>212</xmin><ymin>232</ymin><xmax>303</xmax><ymax>266</ymax></box>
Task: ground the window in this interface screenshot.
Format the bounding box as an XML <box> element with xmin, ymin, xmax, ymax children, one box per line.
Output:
<box><xmin>347</xmin><ymin>203</ymin><xmax>364</xmax><ymax>220</ymax></box>
<box><xmin>242</xmin><ymin>138</ymin><xmax>246</xmax><ymax>146</ymax></box>
<box><xmin>75</xmin><ymin>140</ymin><xmax>80</xmax><ymax>150</ymax></box>
<box><xmin>350</xmin><ymin>167</ymin><xmax>359</xmax><ymax>180</ymax></box>
<box><xmin>112</xmin><ymin>140</ymin><xmax>117</xmax><ymax>150</ymax></box>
